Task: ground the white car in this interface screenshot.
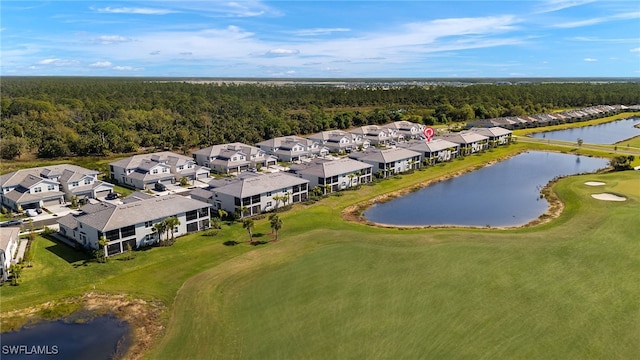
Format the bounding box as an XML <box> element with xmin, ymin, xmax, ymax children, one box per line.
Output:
<box><xmin>26</xmin><ymin>209</ymin><xmax>39</xmax><ymax>217</ymax></box>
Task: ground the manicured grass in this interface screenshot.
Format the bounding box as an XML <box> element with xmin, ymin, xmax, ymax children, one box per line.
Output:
<box><xmin>2</xmin><ymin>142</ymin><xmax>638</xmax><ymax>359</ymax></box>
<box><xmin>150</xmin><ymin>171</ymin><xmax>640</xmax><ymax>359</ymax></box>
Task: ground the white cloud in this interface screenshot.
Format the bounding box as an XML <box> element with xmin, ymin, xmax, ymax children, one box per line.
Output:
<box><xmin>583</xmin><ymin>58</ymin><xmax>598</xmax><ymax>62</ymax></box>
<box><xmin>90</xmin><ymin>61</ymin><xmax>113</xmax><ymax>68</ymax></box>
<box><xmin>92</xmin><ymin>6</ymin><xmax>175</xmax><ymax>15</ymax></box>
<box><xmin>631</xmin><ymin>47</ymin><xmax>640</xmax><ymax>52</ymax></box>
<box><xmin>92</xmin><ymin>35</ymin><xmax>132</xmax><ymax>45</ymax></box>
<box><xmin>113</xmin><ymin>66</ymin><xmax>141</xmax><ymax>71</ymax></box>
<box><xmin>535</xmin><ymin>0</ymin><xmax>595</xmax><ymax>14</ymax></box>
<box><xmin>553</xmin><ymin>11</ymin><xmax>640</xmax><ymax>28</ymax></box>
<box><xmin>37</xmin><ymin>58</ymin><xmax>79</xmax><ymax>66</ymax></box>
<box><xmin>265</xmin><ymin>48</ymin><xmax>300</xmax><ymax>56</ymax></box>
<box><xmin>292</xmin><ymin>28</ymin><xmax>351</xmax><ymax>36</ymax></box>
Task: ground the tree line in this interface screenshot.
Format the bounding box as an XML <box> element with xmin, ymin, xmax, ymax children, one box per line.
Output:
<box><xmin>1</xmin><ymin>77</ymin><xmax>639</xmax><ymax>160</ymax></box>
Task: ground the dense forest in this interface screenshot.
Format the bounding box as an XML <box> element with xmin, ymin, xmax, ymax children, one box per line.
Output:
<box><xmin>1</xmin><ymin>77</ymin><xmax>639</xmax><ymax>160</ymax></box>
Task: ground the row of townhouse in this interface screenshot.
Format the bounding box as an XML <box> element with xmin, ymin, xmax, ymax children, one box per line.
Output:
<box><xmin>466</xmin><ymin>105</ymin><xmax>620</xmax><ymax>130</ymax></box>
<box><xmin>109</xmin><ymin>151</ymin><xmax>210</xmax><ymax>190</ymax></box>
<box><xmin>0</xmin><ymin>165</ymin><xmax>114</xmax><ymax>212</ymax></box>
<box><xmin>57</xmin><ymin>195</ymin><xmax>211</xmax><ymax>257</ymax></box>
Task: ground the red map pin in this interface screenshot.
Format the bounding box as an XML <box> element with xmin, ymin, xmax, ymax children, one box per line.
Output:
<box><xmin>423</xmin><ymin>127</ymin><xmax>434</xmax><ymax>143</ymax></box>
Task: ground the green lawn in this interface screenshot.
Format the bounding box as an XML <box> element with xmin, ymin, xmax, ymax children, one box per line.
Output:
<box><xmin>2</xmin><ymin>144</ymin><xmax>639</xmax><ymax>359</ymax></box>
<box><xmin>149</xmin><ymin>171</ymin><xmax>640</xmax><ymax>359</ymax></box>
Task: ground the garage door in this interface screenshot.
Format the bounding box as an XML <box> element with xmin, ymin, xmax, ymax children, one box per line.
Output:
<box><xmin>95</xmin><ymin>189</ymin><xmax>111</xmax><ymax>198</ymax></box>
<box><xmin>43</xmin><ymin>198</ymin><xmax>62</xmax><ymax>207</ymax></box>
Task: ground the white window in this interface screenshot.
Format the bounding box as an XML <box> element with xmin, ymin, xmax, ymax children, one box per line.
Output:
<box><xmin>47</xmin><ymin>184</ymin><xmax>55</xmax><ymax>191</ymax></box>
<box><xmin>145</xmin><ymin>221</ymin><xmax>152</xmax><ymax>228</ymax></box>
<box><xmin>152</xmin><ymin>169</ymin><xmax>158</xmax><ymax>174</ymax></box>
<box><xmin>266</xmin><ymin>201</ymin><xmax>272</xmax><ymax>207</ymax></box>
<box><xmin>34</xmin><ymin>187</ymin><xmax>42</xmax><ymax>193</ymax></box>
<box><xmin>84</xmin><ymin>178</ymin><xmax>91</xmax><ymax>185</ymax></box>
<box><xmin>72</xmin><ymin>181</ymin><xmax>79</xmax><ymax>187</ymax></box>
<box><xmin>162</xmin><ymin>168</ymin><xmax>168</xmax><ymax>173</ymax></box>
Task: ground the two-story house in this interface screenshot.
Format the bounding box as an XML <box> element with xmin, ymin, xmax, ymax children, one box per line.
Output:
<box><xmin>383</xmin><ymin>121</ymin><xmax>425</xmax><ymax>141</ymax></box>
<box><xmin>440</xmin><ymin>131</ymin><xmax>490</xmax><ymax>156</ymax></box>
<box><xmin>57</xmin><ymin>195</ymin><xmax>211</xmax><ymax>257</ymax></box>
<box><xmin>191</xmin><ymin>172</ymin><xmax>309</xmax><ymax>217</ymax></box>
<box><xmin>468</xmin><ymin>127</ymin><xmax>513</xmax><ymax>147</ymax></box>
<box><xmin>192</xmin><ymin>143</ymin><xmax>278</xmax><ymax>174</ymax></box>
<box><xmin>398</xmin><ymin>138</ymin><xmax>460</xmax><ymax>165</ymax></box>
<box><xmin>306</xmin><ymin>130</ymin><xmax>371</xmax><ymax>154</ymax></box>
<box><xmin>0</xmin><ymin>165</ymin><xmax>114</xmax><ymax>211</ymax></box>
<box><xmin>349</xmin><ymin>148</ymin><xmax>422</xmax><ymax>178</ymax></box>
<box><xmin>109</xmin><ymin>152</ymin><xmax>210</xmax><ymax>190</ymax></box>
<box><xmin>256</xmin><ymin>136</ymin><xmax>329</xmax><ymax>162</ymax></box>
<box><xmin>289</xmin><ymin>158</ymin><xmax>373</xmax><ymax>194</ymax></box>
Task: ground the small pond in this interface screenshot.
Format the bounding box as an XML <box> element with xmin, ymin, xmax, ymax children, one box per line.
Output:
<box><xmin>1</xmin><ymin>315</ymin><xmax>131</xmax><ymax>360</ymax></box>
<box><xmin>363</xmin><ymin>152</ymin><xmax>608</xmax><ymax>227</ymax></box>
<box><xmin>530</xmin><ymin>118</ymin><xmax>640</xmax><ymax>144</ymax></box>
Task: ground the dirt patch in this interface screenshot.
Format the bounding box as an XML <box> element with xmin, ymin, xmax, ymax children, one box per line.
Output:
<box><xmin>584</xmin><ymin>181</ymin><xmax>606</xmax><ymax>186</ymax></box>
<box><xmin>1</xmin><ymin>292</ymin><xmax>166</xmax><ymax>360</ymax></box>
<box><xmin>591</xmin><ymin>193</ymin><xmax>627</xmax><ymax>201</ymax></box>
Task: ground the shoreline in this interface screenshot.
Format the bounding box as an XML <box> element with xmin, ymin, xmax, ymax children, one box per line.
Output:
<box><xmin>1</xmin><ymin>292</ymin><xmax>166</xmax><ymax>360</ymax></box>
<box><xmin>341</xmin><ymin>151</ymin><xmax>572</xmax><ymax>231</ymax></box>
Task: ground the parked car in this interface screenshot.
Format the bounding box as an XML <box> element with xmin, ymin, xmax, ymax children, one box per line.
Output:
<box><xmin>106</xmin><ymin>192</ymin><xmax>119</xmax><ymax>200</ymax></box>
<box><xmin>0</xmin><ymin>219</ymin><xmax>25</xmax><ymax>227</ymax></box>
<box><xmin>154</xmin><ymin>182</ymin><xmax>167</xmax><ymax>191</ymax></box>
<box><xmin>26</xmin><ymin>209</ymin><xmax>39</xmax><ymax>217</ymax></box>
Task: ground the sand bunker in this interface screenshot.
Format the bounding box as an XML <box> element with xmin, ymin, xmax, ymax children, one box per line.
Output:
<box><xmin>584</xmin><ymin>181</ymin><xmax>606</xmax><ymax>186</ymax></box>
<box><xmin>591</xmin><ymin>193</ymin><xmax>627</xmax><ymax>201</ymax></box>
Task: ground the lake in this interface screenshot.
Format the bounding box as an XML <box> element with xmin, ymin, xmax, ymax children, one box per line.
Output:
<box><xmin>1</xmin><ymin>315</ymin><xmax>131</xmax><ymax>360</ymax></box>
<box><xmin>530</xmin><ymin>118</ymin><xmax>640</xmax><ymax>144</ymax></box>
<box><xmin>363</xmin><ymin>152</ymin><xmax>608</xmax><ymax>227</ymax></box>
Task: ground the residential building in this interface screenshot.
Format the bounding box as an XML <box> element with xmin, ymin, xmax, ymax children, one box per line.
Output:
<box><xmin>290</xmin><ymin>158</ymin><xmax>373</xmax><ymax>193</ymax></box>
<box><xmin>255</xmin><ymin>136</ymin><xmax>329</xmax><ymax>162</ymax></box>
<box><xmin>109</xmin><ymin>152</ymin><xmax>210</xmax><ymax>190</ymax></box>
<box><xmin>348</xmin><ymin>125</ymin><xmax>399</xmax><ymax>146</ymax></box>
<box><xmin>398</xmin><ymin>138</ymin><xmax>460</xmax><ymax>165</ymax></box>
<box><xmin>0</xmin><ymin>227</ymin><xmax>20</xmax><ymax>282</ymax></box>
<box><xmin>469</xmin><ymin>127</ymin><xmax>513</xmax><ymax>146</ymax></box>
<box><xmin>349</xmin><ymin>148</ymin><xmax>422</xmax><ymax>178</ymax></box>
<box><xmin>306</xmin><ymin>130</ymin><xmax>370</xmax><ymax>153</ymax></box>
<box><xmin>192</xmin><ymin>143</ymin><xmax>278</xmax><ymax>174</ymax></box>
<box><xmin>191</xmin><ymin>172</ymin><xmax>309</xmax><ymax>217</ymax></box>
<box><xmin>0</xmin><ymin>164</ymin><xmax>114</xmax><ymax>211</ymax></box>
<box><xmin>382</xmin><ymin>121</ymin><xmax>426</xmax><ymax>140</ymax></box>
<box><xmin>57</xmin><ymin>195</ymin><xmax>211</xmax><ymax>257</ymax></box>
<box><xmin>440</xmin><ymin>131</ymin><xmax>490</xmax><ymax>156</ymax></box>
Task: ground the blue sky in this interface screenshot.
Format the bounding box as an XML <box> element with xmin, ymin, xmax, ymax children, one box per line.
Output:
<box><xmin>2</xmin><ymin>1</ymin><xmax>639</xmax><ymax>78</ymax></box>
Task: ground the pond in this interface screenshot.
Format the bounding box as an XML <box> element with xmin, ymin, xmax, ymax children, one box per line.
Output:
<box><xmin>1</xmin><ymin>315</ymin><xmax>131</xmax><ymax>360</ymax></box>
<box><xmin>363</xmin><ymin>152</ymin><xmax>608</xmax><ymax>227</ymax></box>
<box><xmin>530</xmin><ymin>118</ymin><xmax>640</xmax><ymax>144</ymax></box>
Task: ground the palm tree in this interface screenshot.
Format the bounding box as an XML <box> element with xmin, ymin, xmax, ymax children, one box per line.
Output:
<box><xmin>272</xmin><ymin>195</ymin><xmax>282</xmax><ymax>211</ymax></box>
<box><xmin>242</xmin><ymin>218</ymin><xmax>254</xmax><ymax>243</ymax></box>
<box><xmin>217</xmin><ymin>209</ymin><xmax>228</xmax><ymax>220</ymax></box>
<box><xmin>152</xmin><ymin>222</ymin><xmax>166</xmax><ymax>243</ymax></box>
<box><xmin>270</xmin><ymin>215</ymin><xmax>283</xmax><ymax>241</ymax></box>
<box><xmin>281</xmin><ymin>193</ymin><xmax>290</xmax><ymax>207</ymax></box>
<box><xmin>164</xmin><ymin>216</ymin><xmax>181</xmax><ymax>244</ymax></box>
<box><xmin>347</xmin><ymin>173</ymin><xmax>356</xmax><ymax>187</ymax></box>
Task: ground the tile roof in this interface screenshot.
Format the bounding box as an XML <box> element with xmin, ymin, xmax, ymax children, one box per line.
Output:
<box><xmin>61</xmin><ymin>195</ymin><xmax>209</xmax><ymax>232</ymax></box>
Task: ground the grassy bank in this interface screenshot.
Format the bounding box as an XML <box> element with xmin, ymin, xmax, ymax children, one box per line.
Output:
<box><xmin>151</xmin><ymin>170</ymin><xmax>640</xmax><ymax>359</ymax></box>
